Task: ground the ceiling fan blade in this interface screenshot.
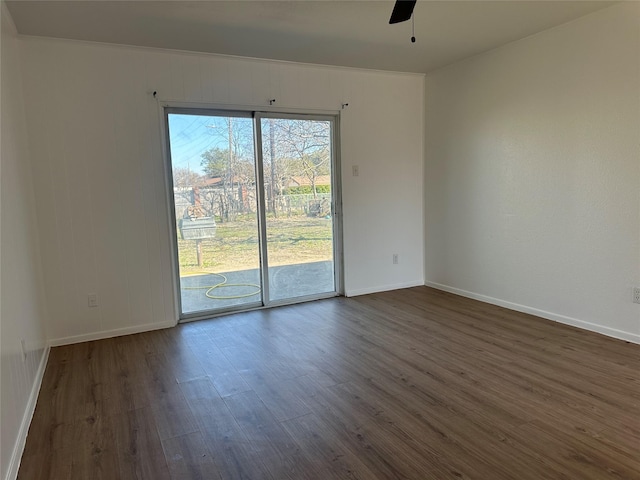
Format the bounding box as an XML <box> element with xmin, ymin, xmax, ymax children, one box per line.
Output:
<box><xmin>389</xmin><ymin>0</ymin><xmax>417</xmax><ymax>24</ymax></box>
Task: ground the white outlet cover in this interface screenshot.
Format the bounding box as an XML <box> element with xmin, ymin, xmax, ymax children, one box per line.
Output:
<box><xmin>88</xmin><ymin>293</ymin><xmax>98</xmax><ymax>307</ymax></box>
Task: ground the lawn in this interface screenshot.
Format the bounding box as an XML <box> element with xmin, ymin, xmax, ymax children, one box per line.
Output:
<box><xmin>178</xmin><ymin>214</ymin><xmax>334</xmax><ymax>275</ymax></box>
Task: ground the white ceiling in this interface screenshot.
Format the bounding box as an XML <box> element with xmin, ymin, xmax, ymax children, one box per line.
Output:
<box><xmin>6</xmin><ymin>0</ymin><xmax>617</xmax><ymax>73</ymax></box>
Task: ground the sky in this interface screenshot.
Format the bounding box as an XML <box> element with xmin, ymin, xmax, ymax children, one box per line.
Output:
<box><xmin>167</xmin><ymin>113</ymin><xmax>252</xmax><ymax>175</ymax></box>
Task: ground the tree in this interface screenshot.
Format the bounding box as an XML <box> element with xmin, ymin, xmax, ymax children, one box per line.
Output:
<box><xmin>200</xmin><ymin>147</ymin><xmax>229</xmax><ymax>178</ymax></box>
<box><xmin>293</xmin><ymin>150</ymin><xmax>331</xmax><ymax>198</ymax></box>
<box><xmin>172</xmin><ymin>166</ymin><xmax>204</xmax><ymax>205</ymax></box>
<box><xmin>199</xmin><ymin>117</ymin><xmax>256</xmax><ymax>221</ymax></box>
<box><xmin>196</xmin><ymin>118</ymin><xmax>332</xmax><ymax>218</ymax></box>
<box><xmin>172</xmin><ymin>167</ymin><xmax>207</xmax><ymax>219</ymax></box>
<box><xmin>271</xmin><ymin>119</ymin><xmax>331</xmax><ymax>198</ymax></box>
<box><xmin>173</xmin><ymin>166</ymin><xmax>204</xmax><ymax>189</ymax></box>
<box><xmin>261</xmin><ymin>119</ymin><xmax>297</xmax><ymax>215</ymax></box>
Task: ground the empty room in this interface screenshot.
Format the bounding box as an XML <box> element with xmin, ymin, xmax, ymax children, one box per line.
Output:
<box><xmin>1</xmin><ymin>0</ymin><xmax>639</xmax><ymax>479</ymax></box>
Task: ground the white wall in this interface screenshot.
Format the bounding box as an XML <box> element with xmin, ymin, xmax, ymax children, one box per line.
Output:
<box><xmin>425</xmin><ymin>3</ymin><xmax>640</xmax><ymax>342</ymax></box>
<box><xmin>0</xmin><ymin>4</ymin><xmax>49</xmax><ymax>479</ymax></box>
<box><xmin>19</xmin><ymin>38</ymin><xmax>425</xmax><ymax>344</ymax></box>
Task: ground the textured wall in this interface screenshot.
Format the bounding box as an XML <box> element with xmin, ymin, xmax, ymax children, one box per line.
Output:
<box><xmin>425</xmin><ymin>3</ymin><xmax>640</xmax><ymax>341</ymax></box>
<box><xmin>0</xmin><ymin>4</ymin><xmax>49</xmax><ymax>479</ymax></box>
<box><xmin>19</xmin><ymin>38</ymin><xmax>425</xmax><ymax>343</ymax></box>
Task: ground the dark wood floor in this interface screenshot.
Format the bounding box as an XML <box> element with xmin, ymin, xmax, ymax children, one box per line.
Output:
<box><xmin>18</xmin><ymin>287</ymin><xmax>640</xmax><ymax>479</ymax></box>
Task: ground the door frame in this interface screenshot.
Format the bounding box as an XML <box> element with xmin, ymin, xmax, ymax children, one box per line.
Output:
<box><xmin>161</xmin><ymin>103</ymin><xmax>344</xmax><ymax>323</ymax></box>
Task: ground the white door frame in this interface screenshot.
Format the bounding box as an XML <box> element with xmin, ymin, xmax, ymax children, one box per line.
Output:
<box><xmin>161</xmin><ymin>104</ymin><xmax>343</xmax><ymax>322</ymax></box>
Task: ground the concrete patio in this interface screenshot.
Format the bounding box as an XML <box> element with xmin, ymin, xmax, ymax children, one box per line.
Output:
<box><xmin>180</xmin><ymin>260</ymin><xmax>335</xmax><ymax>314</ymax></box>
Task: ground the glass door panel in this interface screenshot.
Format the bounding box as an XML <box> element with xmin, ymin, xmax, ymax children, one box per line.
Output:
<box><xmin>260</xmin><ymin>117</ymin><xmax>336</xmax><ymax>302</ymax></box>
<box><xmin>167</xmin><ymin>112</ymin><xmax>262</xmax><ymax>315</ymax></box>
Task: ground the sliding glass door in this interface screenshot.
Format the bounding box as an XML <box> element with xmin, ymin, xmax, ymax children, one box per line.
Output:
<box><xmin>257</xmin><ymin>115</ymin><xmax>336</xmax><ymax>302</ymax></box>
<box><xmin>166</xmin><ymin>111</ymin><xmax>262</xmax><ymax>314</ymax></box>
<box><xmin>166</xmin><ymin>108</ymin><xmax>340</xmax><ymax>318</ymax></box>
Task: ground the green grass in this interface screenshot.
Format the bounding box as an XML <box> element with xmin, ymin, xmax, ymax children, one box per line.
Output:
<box><xmin>178</xmin><ymin>215</ymin><xmax>333</xmax><ymax>275</ymax></box>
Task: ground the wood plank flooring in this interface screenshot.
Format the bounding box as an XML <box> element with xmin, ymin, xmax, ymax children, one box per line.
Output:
<box><xmin>18</xmin><ymin>287</ymin><xmax>640</xmax><ymax>479</ymax></box>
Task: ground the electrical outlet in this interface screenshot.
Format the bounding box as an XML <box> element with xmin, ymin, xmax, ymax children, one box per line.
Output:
<box><xmin>352</xmin><ymin>165</ymin><xmax>359</xmax><ymax>177</ymax></box>
<box><xmin>633</xmin><ymin>287</ymin><xmax>640</xmax><ymax>304</ymax></box>
<box><xmin>88</xmin><ymin>293</ymin><xmax>98</xmax><ymax>308</ymax></box>
<box><xmin>392</xmin><ymin>253</ymin><xmax>399</xmax><ymax>265</ymax></box>
<box><xmin>21</xmin><ymin>339</ymin><xmax>27</xmax><ymax>363</ymax></box>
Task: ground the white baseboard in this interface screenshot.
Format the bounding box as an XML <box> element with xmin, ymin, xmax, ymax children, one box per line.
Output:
<box><xmin>425</xmin><ymin>281</ymin><xmax>640</xmax><ymax>345</ymax></box>
<box><xmin>345</xmin><ymin>280</ymin><xmax>425</xmax><ymax>298</ymax></box>
<box><xmin>5</xmin><ymin>346</ymin><xmax>50</xmax><ymax>480</ymax></box>
<box><xmin>49</xmin><ymin>320</ymin><xmax>176</xmax><ymax>347</ymax></box>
